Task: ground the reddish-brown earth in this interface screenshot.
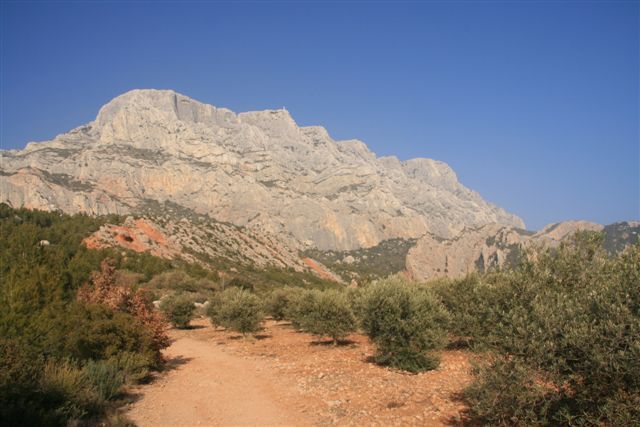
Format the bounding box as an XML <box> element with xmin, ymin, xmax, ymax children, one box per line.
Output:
<box><xmin>126</xmin><ymin>318</ymin><xmax>471</xmax><ymax>426</ymax></box>
<box><xmin>83</xmin><ymin>218</ymin><xmax>174</xmax><ymax>257</ymax></box>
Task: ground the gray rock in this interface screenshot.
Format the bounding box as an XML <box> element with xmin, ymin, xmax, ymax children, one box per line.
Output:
<box><xmin>406</xmin><ymin>220</ymin><xmax>604</xmax><ymax>282</ymax></box>
<box><xmin>0</xmin><ymin>89</ymin><xmax>524</xmax><ymax>250</ymax></box>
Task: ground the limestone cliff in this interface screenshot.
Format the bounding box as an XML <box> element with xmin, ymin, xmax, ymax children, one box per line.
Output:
<box><xmin>0</xmin><ymin>89</ymin><xmax>524</xmax><ymax>250</ymax></box>
<box><xmin>405</xmin><ymin>220</ymin><xmax>625</xmax><ymax>282</ymax></box>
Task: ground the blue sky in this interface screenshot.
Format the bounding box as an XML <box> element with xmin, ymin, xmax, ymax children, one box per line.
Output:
<box><xmin>1</xmin><ymin>1</ymin><xmax>638</xmax><ymax>230</ymax></box>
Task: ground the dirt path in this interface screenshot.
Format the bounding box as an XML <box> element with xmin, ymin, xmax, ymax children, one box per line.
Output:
<box><xmin>126</xmin><ymin>325</ymin><xmax>312</xmax><ymax>426</ymax></box>
<box><xmin>126</xmin><ymin>318</ymin><xmax>471</xmax><ymax>426</ymax></box>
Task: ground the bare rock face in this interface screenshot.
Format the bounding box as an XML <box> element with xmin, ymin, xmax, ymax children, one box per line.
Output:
<box><xmin>406</xmin><ymin>220</ymin><xmax>604</xmax><ymax>282</ymax></box>
<box><xmin>0</xmin><ymin>89</ymin><xmax>524</xmax><ymax>250</ymax></box>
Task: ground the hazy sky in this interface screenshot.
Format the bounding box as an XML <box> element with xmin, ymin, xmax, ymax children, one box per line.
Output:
<box><xmin>1</xmin><ymin>1</ymin><xmax>638</xmax><ymax>230</ymax></box>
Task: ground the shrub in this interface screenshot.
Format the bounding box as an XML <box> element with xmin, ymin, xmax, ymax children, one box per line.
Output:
<box><xmin>264</xmin><ymin>288</ymin><xmax>292</xmax><ymax>321</ymax></box>
<box><xmin>108</xmin><ymin>351</ymin><xmax>152</xmax><ymax>384</ymax></box>
<box><xmin>225</xmin><ymin>277</ymin><xmax>254</xmax><ymax>291</ymax></box>
<box><xmin>206</xmin><ymin>294</ymin><xmax>224</xmax><ymax>328</ymax></box>
<box><xmin>431</xmin><ymin>273</ymin><xmax>513</xmax><ymax>348</ymax></box>
<box><xmin>81</xmin><ymin>359</ymin><xmax>125</xmax><ymax>401</ymax></box>
<box><xmin>40</xmin><ymin>359</ymin><xmax>104</xmax><ymax>421</ymax></box>
<box><xmin>283</xmin><ymin>288</ymin><xmax>316</xmax><ymax>330</ymax></box>
<box><xmin>60</xmin><ymin>304</ymin><xmax>158</xmax><ymax>366</ymax></box>
<box><xmin>77</xmin><ymin>259</ymin><xmax>170</xmax><ymax>358</ymax></box>
<box><xmin>0</xmin><ymin>338</ymin><xmax>47</xmax><ymax>424</ymax></box>
<box><xmin>462</xmin><ymin>233</ymin><xmax>640</xmax><ymax>425</ymax></box>
<box><xmin>160</xmin><ymin>293</ymin><xmax>196</xmax><ymax>329</ymax></box>
<box><xmin>145</xmin><ymin>270</ymin><xmax>219</xmax><ymax>294</ymax></box>
<box><xmin>216</xmin><ymin>288</ymin><xmax>263</xmax><ymax>335</ymax></box>
<box><xmin>360</xmin><ymin>276</ymin><xmax>449</xmax><ymax>372</ymax></box>
<box><xmin>298</xmin><ymin>290</ymin><xmax>357</xmax><ymax>343</ymax></box>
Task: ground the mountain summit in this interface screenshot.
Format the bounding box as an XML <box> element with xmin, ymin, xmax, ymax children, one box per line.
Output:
<box><xmin>0</xmin><ymin>89</ymin><xmax>524</xmax><ymax>250</ymax></box>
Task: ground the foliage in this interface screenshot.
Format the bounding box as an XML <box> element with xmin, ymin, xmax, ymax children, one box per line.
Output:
<box><xmin>224</xmin><ymin>277</ymin><xmax>255</xmax><ymax>291</ymax></box>
<box><xmin>77</xmin><ymin>259</ymin><xmax>170</xmax><ymax>358</ymax></box>
<box><xmin>213</xmin><ymin>288</ymin><xmax>264</xmax><ymax>335</ymax></box>
<box><xmin>107</xmin><ymin>351</ymin><xmax>152</xmax><ymax>384</ymax></box>
<box><xmin>145</xmin><ymin>270</ymin><xmax>219</xmax><ymax>296</ymax></box>
<box><xmin>430</xmin><ymin>273</ymin><xmax>510</xmax><ymax>347</ymax></box>
<box><xmin>264</xmin><ymin>288</ymin><xmax>293</xmax><ymax>321</ymax></box>
<box><xmin>360</xmin><ymin>276</ymin><xmax>449</xmax><ymax>372</ymax></box>
<box><xmin>297</xmin><ymin>290</ymin><xmax>357</xmax><ymax>343</ymax></box>
<box><xmin>0</xmin><ymin>206</ymin><xmax>175</xmax><ymax>424</ymax></box>
<box><xmin>40</xmin><ymin>359</ymin><xmax>105</xmax><ymax>421</ymax></box>
<box><xmin>452</xmin><ymin>232</ymin><xmax>640</xmax><ymax>426</ymax></box>
<box><xmin>206</xmin><ymin>294</ymin><xmax>224</xmax><ymax>328</ymax></box>
<box><xmin>302</xmin><ymin>238</ymin><xmax>418</xmax><ymax>283</ymax></box>
<box><xmin>0</xmin><ymin>338</ymin><xmax>48</xmax><ymax>424</ymax></box>
<box><xmin>283</xmin><ymin>288</ymin><xmax>318</xmax><ymax>330</ymax></box>
<box><xmin>160</xmin><ymin>293</ymin><xmax>196</xmax><ymax>329</ymax></box>
<box><xmin>81</xmin><ymin>359</ymin><xmax>125</xmax><ymax>401</ymax></box>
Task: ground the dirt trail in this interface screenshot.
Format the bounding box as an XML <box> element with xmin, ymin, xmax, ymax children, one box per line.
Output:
<box><xmin>126</xmin><ymin>326</ymin><xmax>312</xmax><ymax>426</ymax></box>
<box><xmin>127</xmin><ymin>318</ymin><xmax>471</xmax><ymax>426</ymax></box>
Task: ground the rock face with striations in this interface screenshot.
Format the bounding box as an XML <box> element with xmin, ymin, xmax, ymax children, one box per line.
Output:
<box><xmin>405</xmin><ymin>220</ymin><xmax>610</xmax><ymax>282</ymax></box>
<box><xmin>0</xmin><ymin>89</ymin><xmax>524</xmax><ymax>250</ymax></box>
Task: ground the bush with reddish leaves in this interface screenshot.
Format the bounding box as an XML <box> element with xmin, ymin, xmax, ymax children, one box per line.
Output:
<box><xmin>77</xmin><ymin>259</ymin><xmax>170</xmax><ymax>361</ymax></box>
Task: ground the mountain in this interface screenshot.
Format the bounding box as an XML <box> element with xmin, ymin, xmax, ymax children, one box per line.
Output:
<box><xmin>405</xmin><ymin>220</ymin><xmax>639</xmax><ymax>282</ymax></box>
<box><xmin>0</xmin><ymin>89</ymin><xmax>523</xmax><ymax>251</ymax></box>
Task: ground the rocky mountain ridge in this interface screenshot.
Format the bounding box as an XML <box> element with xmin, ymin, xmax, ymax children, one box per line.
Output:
<box><xmin>405</xmin><ymin>220</ymin><xmax>639</xmax><ymax>282</ymax></box>
<box><xmin>1</xmin><ymin>89</ymin><xmax>523</xmax><ymax>251</ymax></box>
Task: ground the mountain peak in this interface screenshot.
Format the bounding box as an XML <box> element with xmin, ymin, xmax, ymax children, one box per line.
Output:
<box><xmin>0</xmin><ymin>89</ymin><xmax>525</xmax><ymax>250</ymax></box>
<box><xmin>95</xmin><ymin>89</ymin><xmax>215</xmax><ymax>126</ymax></box>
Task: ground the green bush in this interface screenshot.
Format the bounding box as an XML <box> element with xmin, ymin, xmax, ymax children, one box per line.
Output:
<box><xmin>360</xmin><ymin>276</ymin><xmax>449</xmax><ymax>372</ymax></box>
<box><xmin>225</xmin><ymin>277</ymin><xmax>254</xmax><ymax>291</ymax></box>
<box><xmin>160</xmin><ymin>293</ymin><xmax>196</xmax><ymax>329</ymax></box>
<box><xmin>40</xmin><ymin>359</ymin><xmax>104</xmax><ymax>422</ymax></box>
<box><xmin>60</xmin><ymin>304</ymin><xmax>158</xmax><ymax>365</ymax></box>
<box><xmin>214</xmin><ymin>288</ymin><xmax>263</xmax><ymax>335</ymax></box>
<box><xmin>81</xmin><ymin>359</ymin><xmax>125</xmax><ymax>401</ymax></box>
<box><xmin>108</xmin><ymin>351</ymin><xmax>152</xmax><ymax>384</ymax></box>
<box><xmin>297</xmin><ymin>290</ymin><xmax>357</xmax><ymax>343</ymax></box>
<box><xmin>461</xmin><ymin>233</ymin><xmax>640</xmax><ymax>425</ymax></box>
<box><xmin>431</xmin><ymin>273</ymin><xmax>514</xmax><ymax>348</ymax></box>
<box><xmin>283</xmin><ymin>288</ymin><xmax>317</xmax><ymax>330</ymax></box>
<box><xmin>264</xmin><ymin>288</ymin><xmax>293</xmax><ymax>321</ymax></box>
<box><xmin>0</xmin><ymin>338</ymin><xmax>48</xmax><ymax>424</ymax></box>
<box><xmin>206</xmin><ymin>294</ymin><xmax>224</xmax><ymax>328</ymax></box>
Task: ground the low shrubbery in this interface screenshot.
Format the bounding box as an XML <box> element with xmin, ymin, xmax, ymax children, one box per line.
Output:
<box><xmin>208</xmin><ymin>288</ymin><xmax>263</xmax><ymax>335</ymax></box>
<box><xmin>293</xmin><ymin>289</ymin><xmax>357</xmax><ymax>344</ymax></box>
<box><xmin>160</xmin><ymin>293</ymin><xmax>196</xmax><ymax>329</ymax></box>
<box><xmin>284</xmin><ymin>287</ymin><xmax>317</xmax><ymax>330</ymax></box>
<box><xmin>437</xmin><ymin>232</ymin><xmax>640</xmax><ymax>426</ymax></box>
<box><xmin>360</xmin><ymin>276</ymin><xmax>449</xmax><ymax>372</ymax></box>
<box><xmin>0</xmin><ymin>206</ymin><xmax>176</xmax><ymax>425</ymax></box>
<box><xmin>77</xmin><ymin>260</ymin><xmax>170</xmax><ymax>359</ymax></box>
<box><xmin>264</xmin><ymin>288</ymin><xmax>292</xmax><ymax>321</ymax></box>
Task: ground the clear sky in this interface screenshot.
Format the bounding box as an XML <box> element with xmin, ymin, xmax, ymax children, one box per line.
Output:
<box><xmin>1</xmin><ymin>1</ymin><xmax>638</xmax><ymax>230</ymax></box>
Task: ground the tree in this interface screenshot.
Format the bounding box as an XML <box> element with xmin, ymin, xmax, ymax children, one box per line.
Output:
<box><xmin>216</xmin><ymin>288</ymin><xmax>263</xmax><ymax>336</ymax></box>
<box><xmin>360</xmin><ymin>276</ymin><xmax>449</xmax><ymax>372</ymax></box>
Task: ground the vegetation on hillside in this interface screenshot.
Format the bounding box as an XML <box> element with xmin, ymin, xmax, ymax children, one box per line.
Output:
<box><xmin>303</xmin><ymin>237</ymin><xmax>417</xmax><ymax>283</ymax></box>
<box><xmin>0</xmin><ymin>205</ymin><xmax>171</xmax><ymax>424</ymax></box>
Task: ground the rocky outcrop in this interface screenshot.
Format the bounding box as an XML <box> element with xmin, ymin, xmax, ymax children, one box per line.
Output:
<box><xmin>84</xmin><ymin>214</ymin><xmax>310</xmax><ymax>271</ymax></box>
<box><xmin>0</xmin><ymin>89</ymin><xmax>523</xmax><ymax>251</ymax></box>
<box><xmin>406</xmin><ymin>220</ymin><xmax>607</xmax><ymax>282</ymax></box>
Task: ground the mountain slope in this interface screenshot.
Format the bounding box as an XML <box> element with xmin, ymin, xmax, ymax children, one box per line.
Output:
<box><xmin>0</xmin><ymin>89</ymin><xmax>523</xmax><ymax>250</ymax></box>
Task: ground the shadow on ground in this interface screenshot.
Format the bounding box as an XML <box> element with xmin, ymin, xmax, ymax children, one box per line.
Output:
<box><xmin>310</xmin><ymin>338</ymin><xmax>357</xmax><ymax>347</ymax></box>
